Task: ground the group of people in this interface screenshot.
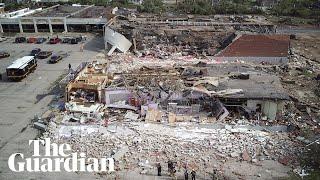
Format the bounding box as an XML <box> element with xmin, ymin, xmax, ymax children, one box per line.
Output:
<box><xmin>156</xmin><ymin>161</ymin><xmax>196</xmax><ymax>180</ymax></box>
<box><xmin>184</xmin><ymin>168</ymin><xmax>196</xmax><ymax>180</ymax></box>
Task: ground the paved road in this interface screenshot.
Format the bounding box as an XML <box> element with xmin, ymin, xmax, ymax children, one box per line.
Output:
<box><xmin>0</xmin><ymin>33</ymin><xmax>186</xmax><ymax>180</ymax></box>
<box><xmin>0</xmin><ymin>33</ymin><xmax>105</xmax><ymax>179</ymax></box>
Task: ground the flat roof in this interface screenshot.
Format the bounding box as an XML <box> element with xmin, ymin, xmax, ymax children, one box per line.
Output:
<box><xmin>216</xmin><ymin>34</ymin><xmax>290</xmax><ymax>57</ymax></box>
<box><xmin>219</xmin><ymin>73</ymin><xmax>290</xmax><ymax>100</ymax></box>
<box><xmin>30</xmin><ymin>5</ymin><xmax>85</xmax><ymax>17</ymax></box>
<box><xmin>71</xmin><ymin>6</ymin><xmax>112</xmax><ymax>18</ymax></box>
<box><xmin>179</xmin><ymin>64</ymin><xmax>290</xmax><ymax>100</ymax></box>
<box><xmin>7</xmin><ymin>56</ymin><xmax>34</xmax><ymax>69</ymax></box>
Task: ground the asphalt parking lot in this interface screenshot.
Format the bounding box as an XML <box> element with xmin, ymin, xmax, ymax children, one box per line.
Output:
<box><xmin>0</xmin><ymin>33</ymin><xmax>105</xmax><ymax>179</ymax></box>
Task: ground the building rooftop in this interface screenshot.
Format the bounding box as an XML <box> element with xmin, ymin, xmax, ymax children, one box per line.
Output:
<box><xmin>28</xmin><ymin>5</ymin><xmax>111</xmax><ymax>18</ymax></box>
<box><xmin>219</xmin><ymin>73</ymin><xmax>290</xmax><ymax>100</ymax></box>
<box><xmin>216</xmin><ymin>34</ymin><xmax>290</xmax><ymax>57</ymax></box>
<box><xmin>31</xmin><ymin>5</ymin><xmax>85</xmax><ymax>17</ymax></box>
<box><xmin>71</xmin><ymin>6</ymin><xmax>112</xmax><ymax>18</ymax></box>
<box><xmin>111</xmin><ymin>64</ymin><xmax>290</xmax><ymax>101</ymax></box>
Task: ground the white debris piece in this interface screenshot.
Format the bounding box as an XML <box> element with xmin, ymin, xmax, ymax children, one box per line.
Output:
<box><xmin>124</xmin><ymin>111</ymin><xmax>139</xmax><ymax>121</ymax></box>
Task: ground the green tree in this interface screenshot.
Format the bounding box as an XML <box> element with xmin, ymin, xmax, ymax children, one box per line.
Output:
<box><xmin>138</xmin><ymin>0</ymin><xmax>165</xmax><ymax>14</ymax></box>
<box><xmin>271</xmin><ymin>0</ymin><xmax>319</xmax><ymax>18</ymax></box>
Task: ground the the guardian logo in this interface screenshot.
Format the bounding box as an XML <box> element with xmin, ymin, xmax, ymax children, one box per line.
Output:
<box><xmin>8</xmin><ymin>138</ymin><xmax>114</xmax><ymax>172</ymax></box>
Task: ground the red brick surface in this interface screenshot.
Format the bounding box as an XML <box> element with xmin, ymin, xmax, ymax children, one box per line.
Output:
<box><xmin>217</xmin><ymin>35</ymin><xmax>290</xmax><ymax>57</ymax></box>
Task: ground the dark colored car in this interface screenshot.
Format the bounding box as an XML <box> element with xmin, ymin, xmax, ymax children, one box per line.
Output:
<box><xmin>30</xmin><ymin>48</ymin><xmax>41</xmax><ymax>56</ymax></box>
<box><xmin>27</xmin><ymin>37</ymin><xmax>37</xmax><ymax>43</ymax></box>
<box><xmin>62</xmin><ymin>38</ymin><xmax>71</xmax><ymax>43</ymax></box>
<box><xmin>70</xmin><ymin>38</ymin><xmax>78</xmax><ymax>44</ymax></box>
<box><xmin>49</xmin><ymin>38</ymin><xmax>61</xmax><ymax>44</ymax></box>
<box><xmin>76</xmin><ymin>36</ymin><xmax>82</xmax><ymax>42</ymax></box>
<box><xmin>36</xmin><ymin>38</ymin><xmax>46</xmax><ymax>44</ymax></box>
<box><xmin>37</xmin><ymin>51</ymin><xmax>52</xmax><ymax>59</ymax></box>
<box><xmin>15</xmin><ymin>37</ymin><xmax>26</xmax><ymax>43</ymax></box>
<box><xmin>0</xmin><ymin>51</ymin><xmax>10</xmax><ymax>58</ymax></box>
<box><xmin>48</xmin><ymin>55</ymin><xmax>62</xmax><ymax>64</ymax></box>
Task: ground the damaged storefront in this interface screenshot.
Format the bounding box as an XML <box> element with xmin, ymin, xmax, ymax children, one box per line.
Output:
<box><xmin>65</xmin><ymin>61</ymin><xmax>109</xmax><ymax>103</ymax></box>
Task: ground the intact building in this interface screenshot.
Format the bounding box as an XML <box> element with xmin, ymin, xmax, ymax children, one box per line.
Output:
<box><xmin>0</xmin><ymin>4</ymin><xmax>111</xmax><ymax>33</ymax></box>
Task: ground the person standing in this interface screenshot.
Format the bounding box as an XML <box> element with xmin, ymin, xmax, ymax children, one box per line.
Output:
<box><xmin>80</xmin><ymin>43</ymin><xmax>84</xmax><ymax>52</ymax></box>
<box><xmin>168</xmin><ymin>160</ymin><xmax>172</xmax><ymax>174</ymax></box>
<box><xmin>212</xmin><ymin>169</ymin><xmax>217</xmax><ymax>180</ymax></box>
<box><xmin>191</xmin><ymin>169</ymin><xmax>196</xmax><ymax>180</ymax></box>
<box><xmin>171</xmin><ymin>161</ymin><xmax>176</xmax><ymax>177</ymax></box>
<box><xmin>104</xmin><ymin>118</ymin><xmax>109</xmax><ymax>127</ymax></box>
<box><xmin>157</xmin><ymin>163</ymin><xmax>162</xmax><ymax>176</ymax></box>
<box><xmin>184</xmin><ymin>169</ymin><xmax>189</xmax><ymax>180</ymax></box>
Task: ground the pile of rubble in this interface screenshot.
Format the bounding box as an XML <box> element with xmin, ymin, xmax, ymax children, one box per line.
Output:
<box><xmin>43</xmin><ymin>119</ymin><xmax>301</xmax><ymax>175</ymax></box>
<box><xmin>32</xmin><ymin>27</ymin><xmax>320</xmax><ymax>178</ymax></box>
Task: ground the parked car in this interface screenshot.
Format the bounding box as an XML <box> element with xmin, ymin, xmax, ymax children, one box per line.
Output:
<box><xmin>27</xmin><ymin>37</ymin><xmax>37</xmax><ymax>43</ymax></box>
<box><xmin>36</xmin><ymin>38</ymin><xmax>46</xmax><ymax>44</ymax></box>
<box><xmin>62</xmin><ymin>37</ymin><xmax>71</xmax><ymax>43</ymax></box>
<box><xmin>70</xmin><ymin>38</ymin><xmax>78</xmax><ymax>44</ymax></box>
<box><xmin>76</xmin><ymin>36</ymin><xmax>82</xmax><ymax>42</ymax></box>
<box><xmin>49</xmin><ymin>37</ymin><xmax>61</xmax><ymax>44</ymax></box>
<box><xmin>48</xmin><ymin>55</ymin><xmax>62</xmax><ymax>64</ymax></box>
<box><xmin>30</xmin><ymin>48</ymin><xmax>41</xmax><ymax>56</ymax></box>
<box><xmin>15</xmin><ymin>37</ymin><xmax>26</xmax><ymax>43</ymax></box>
<box><xmin>0</xmin><ymin>36</ymin><xmax>7</xmax><ymax>42</ymax></box>
<box><xmin>0</xmin><ymin>51</ymin><xmax>10</xmax><ymax>58</ymax></box>
<box><xmin>37</xmin><ymin>51</ymin><xmax>52</xmax><ymax>59</ymax></box>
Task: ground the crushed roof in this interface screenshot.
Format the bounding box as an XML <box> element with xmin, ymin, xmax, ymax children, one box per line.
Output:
<box><xmin>216</xmin><ymin>34</ymin><xmax>290</xmax><ymax>57</ymax></box>
<box><xmin>219</xmin><ymin>73</ymin><xmax>290</xmax><ymax>100</ymax></box>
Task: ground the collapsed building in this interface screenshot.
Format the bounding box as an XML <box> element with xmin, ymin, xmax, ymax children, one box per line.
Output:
<box><xmin>62</xmin><ymin>13</ymin><xmax>292</xmax><ymax>122</ymax></box>
<box><xmin>65</xmin><ymin>61</ymin><xmax>108</xmax><ymax>104</ymax></box>
<box><xmin>217</xmin><ymin>72</ymin><xmax>290</xmax><ymax>120</ymax></box>
<box><xmin>28</xmin><ymin>8</ymin><xmax>316</xmax><ymax>177</ymax></box>
<box><xmin>50</xmin><ymin>59</ymin><xmax>296</xmax><ymax>177</ymax></box>
<box><xmin>63</xmin><ymin>61</ymin><xmax>290</xmax><ymax>122</ymax></box>
<box><xmin>104</xmin><ymin>13</ymin><xmax>277</xmax><ymax>56</ymax></box>
<box><xmin>104</xmin><ymin>26</ymin><xmax>132</xmax><ymax>55</ymax></box>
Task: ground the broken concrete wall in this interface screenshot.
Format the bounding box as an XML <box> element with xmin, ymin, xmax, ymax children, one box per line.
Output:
<box><xmin>167</xmin><ymin>104</ymin><xmax>200</xmax><ymax>116</ymax></box>
<box><xmin>145</xmin><ymin>109</ymin><xmax>162</xmax><ymax>122</ymax></box>
<box><xmin>277</xmin><ymin>101</ymin><xmax>285</xmax><ymax>112</ymax></box>
<box><xmin>262</xmin><ymin>100</ymin><xmax>279</xmax><ymax>121</ymax></box>
<box><xmin>98</xmin><ymin>89</ymin><xmax>105</xmax><ymax>103</ymax></box>
<box><xmin>65</xmin><ymin>62</ymin><xmax>108</xmax><ymax>104</ymax></box>
<box><xmin>214</xmin><ymin>56</ymin><xmax>289</xmax><ymax>64</ymax></box>
<box><xmin>218</xmin><ymin>106</ymin><xmax>229</xmax><ymax>121</ymax></box>
<box><xmin>262</xmin><ymin>101</ymin><xmax>278</xmax><ymax>120</ymax></box>
<box><xmin>247</xmin><ymin>99</ymin><xmax>286</xmax><ymax>120</ymax></box>
<box><xmin>104</xmin><ymin>27</ymin><xmax>132</xmax><ymax>55</ymax></box>
<box><xmin>240</xmin><ymin>100</ymin><xmax>284</xmax><ymax>121</ymax></box>
<box><xmin>66</xmin><ymin>81</ymin><xmax>106</xmax><ymax>103</ymax></box>
<box><xmin>141</xmin><ymin>103</ymin><xmax>158</xmax><ymax>116</ymax></box>
<box><xmin>105</xmin><ymin>88</ymin><xmax>131</xmax><ymax>105</ymax></box>
<box><xmin>247</xmin><ymin>100</ymin><xmax>263</xmax><ymax>111</ymax></box>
